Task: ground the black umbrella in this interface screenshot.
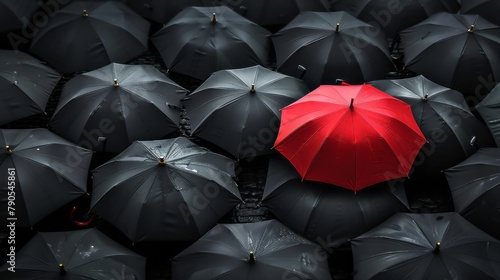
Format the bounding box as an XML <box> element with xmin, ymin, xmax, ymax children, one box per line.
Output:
<box><xmin>0</xmin><ymin>228</ymin><xmax>146</xmax><ymax>279</ymax></box>
<box><xmin>330</xmin><ymin>0</ymin><xmax>460</xmax><ymax>40</ymax></box>
<box><xmin>29</xmin><ymin>1</ymin><xmax>150</xmax><ymax>74</ymax></box>
<box><xmin>461</xmin><ymin>0</ymin><xmax>500</xmax><ymax>26</ymax></box>
<box><xmin>183</xmin><ymin>65</ymin><xmax>309</xmax><ymax>159</ymax></box>
<box><xmin>444</xmin><ymin>148</ymin><xmax>500</xmax><ymax>240</ymax></box>
<box><xmin>151</xmin><ymin>6</ymin><xmax>271</xmax><ymax>81</ymax></box>
<box><xmin>400</xmin><ymin>12</ymin><xmax>500</xmax><ymax>97</ymax></box>
<box><xmin>272</xmin><ymin>11</ymin><xmax>395</xmax><ymax>90</ymax></box>
<box><xmin>370</xmin><ymin>75</ymin><xmax>495</xmax><ymax>177</ymax></box>
<box><xmin>91</xmin><ymin>137</ymin><xmax>242</xmax><ymax>242</ymax></box>
<box><xmin>351</xmin><ymin>212</ymin><xmax>500</xmax><ymax>280</ymax></box>
<box><xmin>0</xmin><ymin>128</ymin><xmax>92</xmax><ymax>227</ymax></box>
<box><xmin>0</xmin><ymin>50</ymin><xmax>60</xmax><ymax>126</ymax></box>
<box><xmin>0</xmin><ymin>0</ymin><xmax>39</xmax><ymax>33</ymax></box>
<box><xmin>172</xmin><ymin>219</ymin><xmax>332</xmax><ymax>280</ymax></box>
<box><xmin>126</xmin><ymin>0</ymin><xmax>206</xmax><ymax>24</ymax></box>
<box><xmin>260</xmin><ymin>157</ymin><xmax>410</xmax><ymax>248</ymax></box>
<box><xmin>476</xmin><ymin>82</ymin><xmax>500</xmax><ymax>146</ymax></box>
<box><xmin>49</xmin><ymin>62</ymin><xmax>188</xmax><ymax>153</ymax></box>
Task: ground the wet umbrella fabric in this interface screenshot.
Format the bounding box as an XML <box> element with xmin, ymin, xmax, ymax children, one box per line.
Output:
<box><xmin>444</xmin><ymin>148</ymin><xmax>500</xmax><ymax>240</ymax></box>
<box><xmin>272</xmin><ymin>11</ymin><xmax>394</xmax><ymax>90</ymax></box>
<box><xmin>91</xmin><ymin>137</ymin><xmax>242</xmax><ymax>242</ymax></box>
<box><xmin>172</xmin><ymin>219</ymin><xmax>332</xmax><ymax>280</ymax></box>
<box><xmin>261</xmin><ymin>157</ymin><xmax>410</xmax><ymax>248</ymax></box>
<box><xmin>0</xmin><ymin>50</ymin><xmax>60</xmax><ymax>125</ymax></box>
<box><xmin>273</xmin><ymin>84</ymin><xmax>426</xmax><ymax>191</ymax></box>
<box><xmin>183</xmin><ymin>65</ymin><xmax>309</xmax><ymax>159</ymax></box>
<box><xmin>330</xmin><ymin>0</ymin><xmax>460</xmax><ymax>39</ymax></box>
<box><xmin>400</xmin><ymin>12</ymin><xmax>500</xmax><ymax>96</ymax></box>
<box><xmin>29</xmin><ymin>1</ymin><xmax>150</xmax><ymax>74</ymax></box>
<box><xmin>460</xmin><ymin>0</ymin><xmax>500</xmax><ymax>26</ymax></box>
<box><xmin>351</xmin><ymin>212</ymin><xmax>500</xmax><ymax>280</ymax></box>
<box><xmin>151</xmin><ymin>6</ymin><xmax>271</xmax><ymax>81</ymax></box>
<box><xmin>370</xmin><ymin>75</ymin><xmax>494</xmax><ymax>176</ymax></box>
<box><xmin>49</xmin><ymin>62</ymin><xmax>188</xmax><ymax>153</ymax></box>
<box><xmin>0</xmin><ymin>128</ymin><xmax>92</xmax><ymax>227</ymax></box>
<box><xmin>0</xmin><ymin>0</ymin><xmax>39</xmax><ymax>33</ymax></box>
<box><xmin>476</xmin><ymin>83</ymin><xmax>500</xmax><ymax>146</ymax></box>
<box><xmin>0</xmin><ymin>228</ymin><xmax>146</xmax><ymax>279</ymax></box>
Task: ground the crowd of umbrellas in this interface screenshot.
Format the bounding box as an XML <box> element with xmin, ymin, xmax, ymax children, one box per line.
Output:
<box><xmin>1</xmin><ymin>0</ymin><xmax>500</xmax><ymax>279</ymax></box>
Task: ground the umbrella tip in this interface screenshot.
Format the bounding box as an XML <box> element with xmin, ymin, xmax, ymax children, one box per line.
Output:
<box><xmin>159</xmin><ymin>157</ymin><xmax>167</xmax><ymax>166</ymax></box>
<box><xmin>335</xmin><ymin>22</ymin><xmax>340</xmax><ymax>32</ymax></box>
<box><xmin>468</xmin><ymin>24</ymin><xmax>474</xmax><ymax>33</ymax></box>
<box><xmin>5</xmin><ymin>145</ymin><xmax>12</xmax><ymax>155</ymax></box>
<box><xmin>113</xmin><ymin>79</ymin><xmax>119</xmax><ymax>87</ymax></box>
<box><xmin>433</xmin><ymin>242</ymin><xmax>441</xmax><ymax>254</ymax></box>
<box><xmin>249</xmin><ymin>251</ymin><xmax>256</xmax><ymax>263</ymax></box>
<box><xmin>83</xmin><ymin>9</ymin><xmax>89</xmax><ymax>17</ymax></box>
<box><xmin>59</xmin><ymin>263</ymin><xmax>66</xmax><ymax>274</ymax></box>
<box><xmin>250</xmin><ymin>84</ymin><xmax>256</xmax><ymax>93</ymax></box>
<box><xmin>211</xmin><ymin>13</ymin><xmax>217</xmax><ymax>23</ymax></box>
<box><xmin>349</xmin><ymin>98</ymin><xmax>354</xmax><ymax>110</ymax></box>
<box><xmin>422</xmin><ymin>93</ymin><xmax>429</xmax><ymax>101</ymax></box>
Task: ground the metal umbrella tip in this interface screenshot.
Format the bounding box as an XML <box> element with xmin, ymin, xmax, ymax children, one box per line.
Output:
<box><xmin>422</xmin><ymin>93</ymin><xmax>429</xmax><ymax>101</ymax></box>
<box><xmin>250</xmin><ymin>84</ymin><xmax>256</xmax><ymax>93</ymax></box>
<box><xmin>249</xmin><ymin>251</ymin><xmax>256</xmax><ymax>263</ymax></box>
<box><xmin>59</xmin><ymin>263</ymin><xmax>66</xmax><ymax>274</ymax></box>
<box><xmin>335</xmin><ymin>23</ymin><xmax>340</xmax><ymax>32</ymax></box>
<box><xmin>211</xmin><ymin>13</ymin><xmax>217</xmax><ymax>23</ymax></box>
<box><xmin>349</xmin><ymin>98</ymin><xmax>354</xmax><ymax>110</ymax></box>
<box><xmin>113</xmin><ymin>79</ymin><xmax>119</xmax><ymax>87</ymax></box>
<box><xmin>433</xmin><ymin>241</ymin><xmax>441</xmax><ymax>254</ymax></box>
<box><xmin>6</xmin><ymin>145</ymin><xmax>12</xmax><ymax>155</ymax></box>
<box><xmin>159</xmin><ymin>157</ymin><xmax>166</xmax><ymax>165</ymax></box>
<box><xmin>468</xmin><ymin>24</ymin><xmax>474</xmax><ymax>33</ymax></box>
<box><xmin>83</xmin><ymin>10</ymin><xmax>89</xmax><ymax>17</ymax></box>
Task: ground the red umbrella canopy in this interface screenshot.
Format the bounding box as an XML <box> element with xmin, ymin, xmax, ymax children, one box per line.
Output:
<box><xmin>273</xmin><ymin>84</ymin><xmax>426</xmax><ymax>191</ymax></box>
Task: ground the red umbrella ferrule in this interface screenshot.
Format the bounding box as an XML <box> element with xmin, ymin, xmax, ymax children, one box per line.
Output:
<box><xmin>349</xmin><ymin>98</ymin><xmax>354</xmax><ymax>110</ymax></box>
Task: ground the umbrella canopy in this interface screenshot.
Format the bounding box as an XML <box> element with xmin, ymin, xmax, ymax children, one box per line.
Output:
<box><xmin>183</xmin><ymin>65</ymin><xmax>309</xmax><ymax>159</ymax></box>
<box><xmin>351</xmin><ymin>212</ymin><xmax>500</xmax><ymax>280</ymax></box>
<box><xmin>272</xmin><ymin>11</ymin><xmax>395</xmax><ymax>90</ymax></box>
<box><xmin>0</xmin><ymin>50</ymin><xmax>60</xmax><ymax>126</ymax></box>
<box><xmin>0</xmin><ymin>128</ymin><xmax>92</xmax><ymax>227</ymax></box>
<box><xmin>172</xmin><ymin>219</ymin><xmax>332</xmax><ymax>280</ymax></box>
<box><xmin>151</xmin><ymin>6</ymin><xmax>271</xmax><ymax>81</ymax></box>
<box><xmin>400</xmin><ymin>12</ymin><xmax>500</xmax><ymax>97</ymax></box>
<box><xmin>49</xmin><ymin>62</ymin><xmax>188</xmax><ymax>153</ymax></box>
<box><xmin>29</xmin><ymin>1</ymin><xmax>150</xmax><ymax>74</ymax></box>
<box><xmin>461</xmin><ymin>0</ymin><xmax>500</xmax><ymax>26</ymax></box>
<box><xmin>0</xmin><ymin>0</ymin><xmax>39</xmax><ymax>33</ymax></box>
<box><xmin>126</xmin><ymin>0</ymin><xmax>207</xmax><ymax>24</ymax></box>
<box><xmin>261</xmin><ymin>157</ymin><xmax>410</xmax><ymax>248</ymax></box>
<box><xmin>0</xmin><ymin>228</ymin><xmax>146</xmax><ymax>279</ymax></box>
<box><xmin>444</xmin><ymin>148</ymin><xmax>500</xmax><ymax>240</ymax></box>
<box><xmin>476</xmin><ymin>82</ymin><xmax>500</xmax><ymax>146</ymax></box>
<box><xmin>273</xmin><ymin>83</ymin><xmax>426</xmax><ymax>191</ymax></box>
<box><xmin>370</xmin><ymin>75</ymin><xmax>495</xmax><ymax>176</ymax></box>
<box><xmin>330</xmin><ymin>0</ymin><xmax>460</xmax><ymax>40</ymax></box>
<box><xmin>90</xmin><ymin>137</ymin><xmax>242</xmax><ymax>242</ymax></box>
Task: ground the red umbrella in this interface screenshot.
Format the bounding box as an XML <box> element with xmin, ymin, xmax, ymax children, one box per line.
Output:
<box><xmin>273</xmin><ymin>83</ymin><xmax>426</xmax><ymax>191</ymax></box>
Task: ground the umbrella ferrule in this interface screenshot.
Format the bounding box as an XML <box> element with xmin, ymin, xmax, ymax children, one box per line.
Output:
<box><xmin>335</xmin><ymin>23</ymin><xmax>340</xmax><ymax>32</ymax></box>
<box><xmin>422</xmin><ymin>93</ymin><xmax>429</xmax><ymax>101</ymax></box>
<box><xmin>249</xmin><ymin>251</ymin><xmax>256</xmax><ymax>263</ymax></box>
<box><xmin>159</xmin><ymin>157</ymin><xmax>166</xmax><ymax>165</ymax></box>
<box><xmin>5</xmin><ymin>145</ymin><xmax>12</xmax><ymax>155</ymax></box>
<box><xmin>113</xmin><ymin>79</ymin><xmax>119</xmax><ymax>87</ymax></box>
<box><xmin>349</xmin><ymin>98</ymin><xmax>354</xmax><ymax>110</ymax></box>
<box><xmin>59</xmin><ymin>263</ymin><xmax>66</xmax><ymax>274</ymax></box>
<box><xmin>211</xmin><ymin>13</ymin><xmax>217</xmax><ymax>23</ymax></box>
<box><xmin>83</xmin><ymin>10</ymin><xmax>89</xmax><ymax>17</ymax></box>
<box><xmin>433</xmin><ymin>242</ymin><xmax>441</xmax><ymax>254</ymax></box>
<box><xmin>250</xmin><ymin>84</ymin><xmax>256</xmax><ymax>93</ymax></box>
<box><xmin>468</xmin><ymin>24</ymin><xmax>474</xmax><ymax>33</ymax></box>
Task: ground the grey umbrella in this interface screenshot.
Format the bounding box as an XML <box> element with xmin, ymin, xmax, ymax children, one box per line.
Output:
<box><xmin>0</xmin><ymin>228</ymin><xmax>146</xmax><ymax>279</ymax></box>
<box><xmin>0</xmin><ymin>128</ymin><xmax>92</xmax><ymax>227</ymax></box>
<box><xmin>0</xmin><ymin>50</ymin><xmax>60</xmax><ymax>126</ymax></box>
<box><xmin>91</xmin><ymin>137</ymin><xmax>242</xmax><ymax>242</ymax></box>
<box><xmin>476</xmin><ymin>82</ymin><xmax>500</xmax><ymax>146</ymax></box>
<box><xmin>49</xmin><ymin>62</ymin><xmax>188</xmax><ymax>153</ymax></box>
<box><xmin>29</xmin><ymin>1</ymin><xmax>150</xmax><ymax>74</ymax></box>
<box><xmin>172</xmin><ymin>219</ymin><xmax>332</xmax><ymax>280</ymax></box>
<box><xmin>183</xmin><ymin>65</ymin><xmax>309</xmax><ymax>159</ymax></box>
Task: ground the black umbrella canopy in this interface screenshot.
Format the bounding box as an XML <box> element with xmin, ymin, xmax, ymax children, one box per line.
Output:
<box><xmin>370</xmin><ymin>75</ymin><xmax>495</xmax><ymax>177</ymax></box>
<box><xmin>261</xmin><ymin>157</ymin><xmax>410</xmax><ymax>248</ymax></box>
<box><xmin>0</xmin><ymin>128</ymin><xmax>92</xmax><ymax>227</ymax></box>
<box><xmin>172</xmin><ymin>219</ymin><xmax>332</xmax><ymax>280</ymax></box>
<box><xmin>444</xmin><ymin>148</ymin><xmax>500</xmax><ymax>240</ymax></box>
<box><xmin>0</xmin><ymin>0</ymin><xmax>39</xmax><ymax>33</ymax></box>
<box><xmin>400</xmin><ymin>12</ymin><xmax>500</xmax><ymax>97</ymax></box>
<box><xmin>49</xmin><ymin>62</ymin><xmax>188</xmax><ymax>153</ymax></box>
<box><xmin>183</xmin><ymin>65</ymin><xmax>309</xmax><ymax>159</ymax></box>
<box><xmin>461</xmin><ymin>0</ymin><xmax>500</xmax><ymax>26</ymax></box>
<box><xmin>29</xmin><ymin>1</ymin><xmax>150</xmax><ymax>74</ymax></box>
<box><xmin>151</xmin><ymin>6</ymin><xmax>271</xmax><ymax>81</ymax></box>
<box><xmin>272</xmin><ymin>11</ymin><xmax>395</xmax><ymax>90</ymax></box>
<box><xmin>0</xmin><ymin>50</ymin><xmax>60</xmax><ymax>126</ymax></box>
<box><xmin>330</xmin><ymin>0</ymin><xmax>460</xmax><ymax>40</ymax></box>
<box><xmin>351</xmin><ymin>212</ymin><xmax>500</xmax><ymax>280</ymax></box>
<box><xmin>126</xmin><ymin>0</ymin><xmax>207</xmax><ymax>24</ymax></box>
<box><xmin>476</xmin><ymin>82</ymin><xmax>500</xmax><ymax>146</ymax></box>
<box><xmin>91</xmin><ymin>137</ymin><xmax>242</xmax><ymax>242</ymax></box>
<box><xmin>0</xmin><ymin>228</ymin><xmax>146</xmax><ymax>279</ymax></box>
